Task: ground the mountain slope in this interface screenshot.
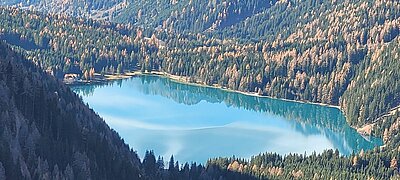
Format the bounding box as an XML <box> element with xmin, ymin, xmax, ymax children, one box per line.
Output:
<box><xmin>0</xmin><ymin>0</ymin><xmax>277</xmax><ymax>33</ymax></box>
<box><xmin>0</xmin><ymin>7</ymin><xmax>143</xmax><ymax>79</ymax></box>
<box><xmin>115</xmin><ymin>0</ymin><xmax>276</xmax><ymax>32</ymax></box>
<box><xmin>0</xmin><ymin>42</ymin><xmax>142</xmax><ymax>179</ymax></box>
<box><xmin>143</xmin><ymin>0</ymin><xmax>400</xmax><ymax>130</ymax></box>
<box><xmin>0</xmin><ymin>0</ymin><xmax>127</xmax><ymax>20</ymax></box>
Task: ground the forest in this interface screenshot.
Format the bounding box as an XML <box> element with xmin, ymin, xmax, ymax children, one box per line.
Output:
<box><xmin>0</xmin><ymin>34</ymin><xmax>399</xmax><ymax>179</ymax></box>
<box><xmin>0</xmin><ymin>41</ymin><xmax>258</xmax><ymax>179</ymax></box>
<box><xmin>1</xmin><ymin>0</ymin><xmax>399</xmax><ymax>136</ymax></box>
<box><xmin>0</xmin><ymin>0</ymin><xmax>399</xmax><ymax>179</ymax></box>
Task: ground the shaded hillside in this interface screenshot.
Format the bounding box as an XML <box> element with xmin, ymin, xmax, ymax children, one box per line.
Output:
<box><xmin>0</xmin><ymin>42</ymin><xmax>142</xmax><ymax>178</ymax></box>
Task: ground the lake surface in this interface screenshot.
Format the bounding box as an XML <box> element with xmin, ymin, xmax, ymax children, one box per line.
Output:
<box><xmin>71</xmin><ymin>75</ymin><xmax>382</xmax><ymax>164</ymax></box>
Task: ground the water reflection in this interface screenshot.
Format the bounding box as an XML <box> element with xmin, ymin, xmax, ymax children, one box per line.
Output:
<box><xmin>71</xmin><ymin>75</ymin><xmax>382</xmax><ymax>162</ymax></box>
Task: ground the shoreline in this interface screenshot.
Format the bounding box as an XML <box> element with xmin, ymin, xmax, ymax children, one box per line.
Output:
<box><xmin>64</xmin><ymin>72</ymin><xmax>141</xmax><ymax>85</ymax></box>
<box><xmin>125</xmin><ymin>71</ymin><xmax>385</xmax><ymax>141</ymax></box>
<box><xmin>69</xmin><ymin>70</ymin><xmax>382</xmax><ymax>140</ymax></box>
<box><xmin>74</xmin><ymin>70</ymin><xmax>342</xmax><ymax>110</ymax></box>
<box><xmin>145</xmin><ymin>71</ymin><xmax>342</xmax><ymax>110</ymax></box>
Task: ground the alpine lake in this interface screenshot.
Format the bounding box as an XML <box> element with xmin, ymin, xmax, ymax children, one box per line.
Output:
<box><xmin>71</xmin><ymin>75</ymin><xmax>382</xmax><ymax>164</ymax></box>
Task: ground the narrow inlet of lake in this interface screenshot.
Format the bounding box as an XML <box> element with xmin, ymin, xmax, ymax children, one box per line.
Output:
<box><xmin>71</xmin><ymin>75</ymin><xmax>382</xmax><ymax>164</ymax></box>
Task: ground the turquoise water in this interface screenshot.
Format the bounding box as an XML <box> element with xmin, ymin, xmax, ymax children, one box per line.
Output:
<box><xmin>71</xmin><ymin>75</ymin><xmax>382</xmax><ymax>164</ymax></box>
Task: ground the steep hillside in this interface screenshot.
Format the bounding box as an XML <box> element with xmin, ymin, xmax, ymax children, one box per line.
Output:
<box><xmin>0</xmin><ymin>7</ymin><xmax>144</xmax><ymax>79</ymax></box>
<box><xmin>115</xmin><ymin>0</ymin><xmax>276</xmax><ymax>32</ymax></box>
<box><xmin>0</xmin><ymin>42</ymin><xmax>142</xmax><ymax>179</ymax></box>
<box><xmin>139</xmin><ymin>0</ymin><xmax>400</xmax><ymax>131</ymax></box>
<box><xmin>1</xmin><ymin>0</ymin><xmax>275</xmax><ymax>31</ymax></box>
<box><xmin>341</xmin><ymin>36</ymin><xmax>400</xmax><ymax>133</ymax></box>
<box><xmin>0</xmin><ymin>0</ymin><xmax>127</xmax><ymax>20</ymax></box>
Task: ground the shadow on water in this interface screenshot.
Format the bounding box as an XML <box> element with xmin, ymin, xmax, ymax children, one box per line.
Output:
<box><xmin>71</xmin><ymin>75</ymin><xmax>383</xmax><ymax>156</ymax></box>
